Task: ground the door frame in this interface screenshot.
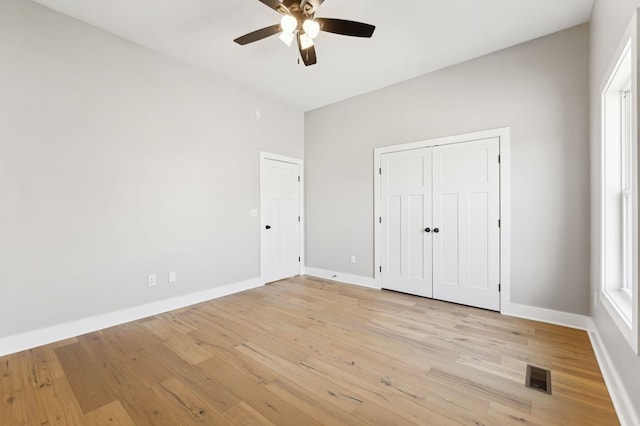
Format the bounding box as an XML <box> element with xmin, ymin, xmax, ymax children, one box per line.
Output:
<box><xmin>373</xmin><ymin>127</ymin><xmax>511</xmax><ymax>312</ymax></box>
<box><xmin>260</xmin><ymin>152</ymin><xmax>305</xmax><ymax>282</ymax></box>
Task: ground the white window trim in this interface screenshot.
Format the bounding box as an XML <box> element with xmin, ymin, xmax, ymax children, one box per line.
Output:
<box><xmin>599</xmin><ymin>12</ymin><xmax>639</xmax><ymax>354</ymax></box>
<box><xmin>621</xmin><ymin>81</ymin><xmax>634</xmax><ymax>304</ymax></box>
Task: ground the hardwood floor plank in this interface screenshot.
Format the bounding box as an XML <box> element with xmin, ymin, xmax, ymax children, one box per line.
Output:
<box><xmin>301</xmin><ymin>356</ymin><xmax>474</xmax><ymax>425</ymax></box>
<box><xmin>25</xmin><ymin>346</ymin><xmax>66</xmax><ymax>384</ymax></box>
<box><xmin>31</xmin><ymin>378</ymin><xmax>88</xmax><ymax>425</ymax></box>
<box><xmin>53</xmin><ymin>343</ymin><xmax>118</xmax><ymax>413</ymax></box>
<box><xmin>531</xmin><ymin>393</ymin><xmax>618</xmax><ymax>426</ymax></box>
<box><xmin>197</xmin><ymin>354</ymin><xmax>323</xmax><ymax>426</ymax></box>
<box><xmin>0</xmin><ymin>354</ymin><xmax>44</xmax><ymax>425</ymax></box>
<box><xmin>193</xmin><ymin>340</ymin><xmax>279</xmax><ymax>384</ymax></box>
<box><xmin>234</xmin><ymin>342</ymin><xmax>366</xmax><ymax>415</ymax></box>
<box><xmin>76</xmin><ymin>332</ymin><xmax>172</xmax><ymax>388</ymax></box>
<box><xmin>99</xmin><ymin>322</ymin><xmax>164</xmax><ymax>355</ymax></box>
<box><xmin>221</xmin><ymin>401</ymin><xmax>275</xmax><ymax>425</ymax></box>
<box><xmin>265</xmin><ymin>377</ymin><xmax>367</xmax><ymax>426</ymax></box>
<box><xmin>75</xmin><ymin>334</ymin><xmax>178</xmax><ymax>424</ymax></box>
<box><xmin>21</xmin><ymin>346</ymin><xmax>85</xmax><ymax>424</ymax></box>
<box><xmin>141</xmin><ymin>318</ymin><xmax>213</xmax><ymax>365</ymax></box>
<box><xmin>84</xmin><ymin>400</ymin><xmax>135</xmax><ymax>426</ymax></box>
<box><xmin>427</xmin><ymin>367</ymin><xmax>532</xmax><ymax>414</ymax></box>
<box><xmin>456</xmin><ymin>353</ymin><xmax>524</xmax><ymax>383</ymax></box>
<box><xmin>50</xmin><ymin>337</ymin><xmax>78</xmax><ymax>349</ymax></box>
<box><xmin>147</xmin><ymin>342</ymin><xmax>241</xmax><ymax>415</ymax></box>
<box><xmin>486</xmin><ymin>401</ymin><xmax>546</xmax><ymax>426</ymax></box>
<box><xmin>151</xmin><ymin>376</ymin><xmax>229</xmax><ymax>424</ymax></box>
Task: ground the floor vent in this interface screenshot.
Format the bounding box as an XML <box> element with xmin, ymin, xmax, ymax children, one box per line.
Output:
<box><xmin>525</xmin><ymin>365</ymin><xmax>552</xmax><ymax>395</ymax></box>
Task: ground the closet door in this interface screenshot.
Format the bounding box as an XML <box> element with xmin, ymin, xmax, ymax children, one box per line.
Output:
<box><xmin>432</xmin><ymin>138</ymin><xmax>500</xmax><ymax>311</ymax></box>
<box><xmin>380</xmin><ymin>148</ymin><xmax>432</xmax><ymax>297</ymax></box>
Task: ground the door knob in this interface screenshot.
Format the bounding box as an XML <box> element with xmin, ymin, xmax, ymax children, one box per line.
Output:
<box><xmin>265</xmin><ymin>225</ymin><xmax>271</xmax><ymax>230</ymax></box>
<box><xmin>425</xmin><ymin>228</ymin><xmax>431</xmax><ymax>233</ymax></box>
<box><xmin>433</xmin><ymin>228</ymin><xmax>439</xmax><ymax>233</ymax></box>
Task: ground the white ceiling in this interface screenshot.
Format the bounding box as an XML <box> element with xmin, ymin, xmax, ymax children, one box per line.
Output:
<box><xmin>33</xmin><ymin>0</ymin><xmax>594</xmax><ymax>111</ymax></box>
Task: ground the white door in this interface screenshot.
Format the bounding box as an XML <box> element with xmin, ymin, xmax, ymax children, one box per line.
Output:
<box><xmin>432</xmin><ymin>138</ymin><xmax>500</xmax><ymax>310</ymax></box>
<box><xmin>380</xmin><ymin>148</ymin><xmax>433</xmax><ymax>297</ymax></box>
<box><xmin>261</xmin><ymin>158</ymin><xmax>301</xmax><ymax>283</ymax></box>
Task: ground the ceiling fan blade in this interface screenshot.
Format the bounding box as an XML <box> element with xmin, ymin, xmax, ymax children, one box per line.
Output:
<box><xmin>296</xmin><ymin>32</ymin><xmax>317</xmax><ymax>66</ymax></box>
<box><xmin>316</xmin><ymin>18</ymin><xmax>375</xmax><ymax>38</ymax></box>
<box><xmin>234</xmin><ymin>24</ymin><xmax>282</xmax><ymax>45</ymax></box>
<box><xmin>257</xmin><ymin>0</ymin><xmax>288</xmax><ymax>14</ymax></box>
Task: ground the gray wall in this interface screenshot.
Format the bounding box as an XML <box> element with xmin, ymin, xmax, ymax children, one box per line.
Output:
<box><xmin>590</xmin><ymin>0</ymin><xmax>640</xmax><ymax>416</ymax></box>
<box><xmin>0</xmin><ymin>0</ymin><xmax>303</xmax><ymax>338</ymax></box>
<box><xmin>305</xmin><ymin>24</ymin><xmax>590</xmax><ymax>315</ymax></box>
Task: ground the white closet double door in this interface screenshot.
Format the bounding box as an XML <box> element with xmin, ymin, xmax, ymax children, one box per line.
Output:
<box><xmin>380</xmin><ymin>138</ymin><xmax>500</xmax><ymax>311</ymax></box>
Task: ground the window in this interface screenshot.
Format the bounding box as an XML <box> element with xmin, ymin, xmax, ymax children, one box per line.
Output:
<box><xmin>601</xmin><ymin>36</ymin><xmax>638</xmax><ymax>352</ymax></box>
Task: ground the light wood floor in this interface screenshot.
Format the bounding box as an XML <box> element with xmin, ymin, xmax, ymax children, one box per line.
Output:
<box><xmin>1</xmin><ymin>276</ymin><xmax>618</xmax><ymax>425</ymax></box>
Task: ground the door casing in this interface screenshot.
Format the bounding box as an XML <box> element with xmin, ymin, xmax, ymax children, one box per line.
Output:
<box><xmin>374</xmin><ymin>128</ymin><xmax>511</xmax><ymax>312</ymax></box>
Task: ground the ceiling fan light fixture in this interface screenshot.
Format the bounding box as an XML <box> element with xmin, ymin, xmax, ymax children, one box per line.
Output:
<box><xmin>303</xmin><ymin>19</ymin><xmax>320</xmax><ymax>39</ymax></box>
<box><xmin>280</xmin><ymin>15</ymin><xmax>297</xmax><ymax>33</ymax></box>
<box><xmin>299</xmin><ymin>32</ymin><xmax>314</xmax><ymax>50</ymax></box>
<box><xmin>278</xmin><ymin>31</ymin><xmax>295</xmax><ymax>47</ymax></box>
<box><xmin>234</xmin><ymin>0</ymin><xmax>376</xmax><ymax>66</ymax></box>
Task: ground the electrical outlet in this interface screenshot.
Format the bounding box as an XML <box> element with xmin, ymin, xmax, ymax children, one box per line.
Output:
<box><xmin>148</xmin><ymin>274</ymin><xmax>157</xmax><ymax>287</ymax></box>
<box><xmin>250</xmin><ymin>209</ymin><xmax>258</xmax><ymax>218</ymax></box>
<box><xmin>169</xmin><ymin>271</ymin><xmax>177</xmax><ymax>283</ymax></box>
<box><xmin>350</xmin><ymin>255</ymin><xmax>356</xmax><ymax>264</ymax></box>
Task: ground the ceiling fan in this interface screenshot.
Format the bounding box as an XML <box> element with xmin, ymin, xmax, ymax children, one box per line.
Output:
<box><xmin>234</xmin><ymin>0</ymin><xmax>375</xmax><ymax>66</ymax></box>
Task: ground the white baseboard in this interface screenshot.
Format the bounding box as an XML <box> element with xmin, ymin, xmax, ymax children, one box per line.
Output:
<box><xmin>501</xmin><ymin>302</ymin><xmax>589</xmax><ymax>330</ymax></box>
<box><xmin>0</xmin><ymin>278</ymin><xmax>264</xmax><ymax>358</ymax></box>
<box><xmin>304</xmin><ymin>269</ymin><xmax>590</xmax><ymax>330</ymax></box>
<box><xmin>304</xmin><ymin>267</ymin><xmax>381</xmax><ymax>290</ymax></box>
<box><xmin>588</xmin><ymin>319</ymin><xmax>640</xmax><ymax>426</ymax></box>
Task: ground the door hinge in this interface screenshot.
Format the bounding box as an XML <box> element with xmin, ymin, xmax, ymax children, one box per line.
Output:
<box><xmin>379</xmin><ymin>217</ymin><xmax>382</xmax><ymax>224</ymax></box>
<box><xmin>498</xmin><ymin>283</ymin><xmax>501</xmax><ymax>292</ymax></box>
<box><xmin>379</xmin><ymin>167</ymin><xmax>382</xmax><ymax>175</ymax></box>
<box><xmin>298</xmin><ymin>216</ymin><xmax>301</xmax><ymax>222</ymax></box>
<box><xmin>298</xmin><ymin>256</ymin><xmax>301</xmax><ymax>262</ymax></box>
<box><xmin>498</xmin><ymin>155</ymin><xmax>501</xmax><ymax>164</ymax></box>
<box><xmin>298</xmin><ymin>176</ymin><xmax>300</xmax><ymax>182</ymax></box>
<box><xmin>379</xmin><ymin>266</ymin><xmax>382</xmax><ymax>273</ymax></box>
<box><xmin>498</xmin><ymin>219</ymin><xmax>501</xmax><ymax>228</ymax></box>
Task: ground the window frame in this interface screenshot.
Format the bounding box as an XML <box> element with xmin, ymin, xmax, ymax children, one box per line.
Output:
<box><xmin>599</xmin><ymin>13</ymin><xmax>640</xmax><ymax>355</ymax></box>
